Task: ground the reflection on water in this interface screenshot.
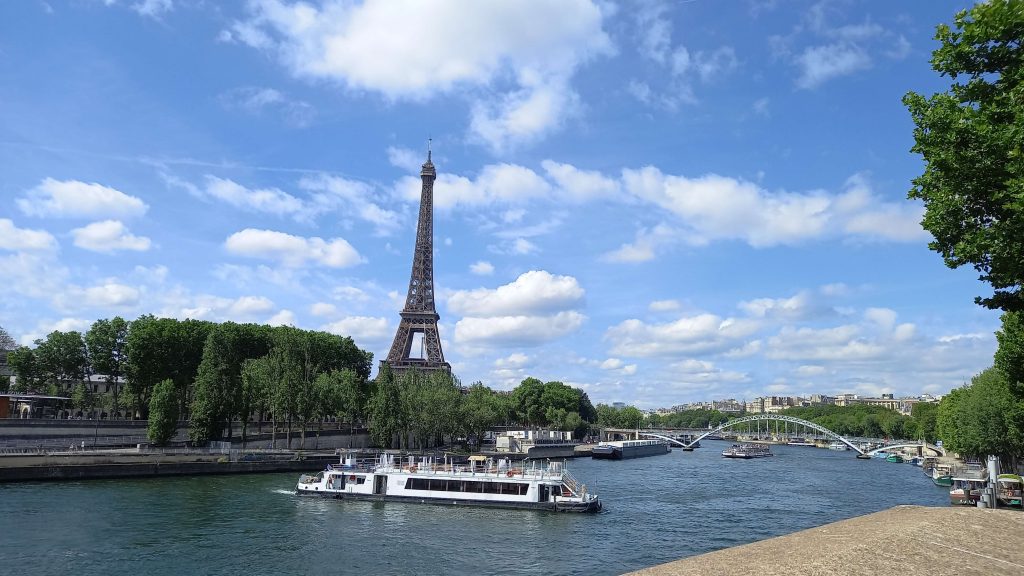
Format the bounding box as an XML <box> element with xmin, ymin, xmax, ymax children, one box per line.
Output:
<box><xmin>0</xmin><ymin>441</ymin><xmax>948</xmax><ymax>576</ymax></box>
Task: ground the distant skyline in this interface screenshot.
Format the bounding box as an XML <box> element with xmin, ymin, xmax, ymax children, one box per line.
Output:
<box><xmin>0</xmin><ymin>1</ymin><xmax>996</xmax><ymax>408</ymax></box>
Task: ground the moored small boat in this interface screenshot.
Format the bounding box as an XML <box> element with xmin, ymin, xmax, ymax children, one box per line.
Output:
<box><xmin>296</xmin><ymin>453</ymin><xmax>601</xmax><ymax>513</ymax></box>
<box><xmin>931</xmin><ymin>463</ymin><xmax>953</xmax><ymax>487</ymax></box>
<box><xmin>949</xmin><ymin>465</ymin><xmax>988</xmax><ymax>506</ymax></box>
<box><xmin>886</xmin><ymin>454</ymin><xmax>905</xmax><ymax>463</ymax></box>
<box><xmin>996</xmin><ymin>474</ymin><xmax>1023</xmax><ymax>508</ymax></box>
<box><xmin>827</xmin><ymin>441</ymin><xmax>850</xmax><ymax>451</ymax></box>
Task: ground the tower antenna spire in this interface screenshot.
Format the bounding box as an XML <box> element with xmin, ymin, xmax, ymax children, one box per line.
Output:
<box><xmin>427</xmin><ymin>137</ymin><xmax>432</xmax><ymax>162</ymax></box>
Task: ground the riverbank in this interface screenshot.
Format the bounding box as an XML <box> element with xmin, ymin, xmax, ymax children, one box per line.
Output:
<box><xmin>626</xmin><ymin>505</ymin><xmax>1024</xmax><ymax>576</ymax></box>
<box><xmin>0</xmin><ymin>450</ymin><xmax>338</xmax><ymax>482</ymax></box>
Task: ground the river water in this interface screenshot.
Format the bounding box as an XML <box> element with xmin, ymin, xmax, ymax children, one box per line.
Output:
<box><xmin>1</xmin><ymin>441</ymin><xmax>949</xmax><ymax>576</ymax></box>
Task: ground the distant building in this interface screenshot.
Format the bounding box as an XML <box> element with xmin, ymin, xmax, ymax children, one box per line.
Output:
<box><xmin>612</xmin><ymin>402</ymin><xmax>626</xmax><ymax>409</ymax></box>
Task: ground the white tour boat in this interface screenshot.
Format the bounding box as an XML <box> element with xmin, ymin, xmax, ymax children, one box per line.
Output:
<box><xmin>296</xmin><ymin>453</ymin><xmax>602</xmax><ymax>513</ymax></box>
<box><xmin>721</xmin><ymin>444</ymin><xmax>773</xmax><ymax>459</ymax></box>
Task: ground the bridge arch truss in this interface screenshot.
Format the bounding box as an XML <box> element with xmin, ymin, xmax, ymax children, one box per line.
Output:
<box><xmin>684</xmin><ymin>414</ymin><xmax>864</xmax><ymax>453</ymax></box>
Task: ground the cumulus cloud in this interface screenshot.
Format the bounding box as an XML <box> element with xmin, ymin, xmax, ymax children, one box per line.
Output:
<box><xmin>448</xmin><ymin>270</ymin><xmax>584</xmax><ymax>317</ymax></box>
<box><xmin>224</xmin><ymin>228</ymin><xmax>363</xmax><ymax>268</ymax></box>
<box><xmin>796</xmin><ymin>43</ymin><xmax>871</xmax><ymax>89</ymax></box>
<box><xmin>0</xmin><ymin>219</ymin><xmax>57</xmax><ymax>251</ymax></box>
<box><xmin>223</xmin><ymin>0</ymin><xmax>613</xmax><ymax>152</ymax></box>
<box><xmin>605</xmin><ymin>313</ymin><xmax>761</xmax><ymax>358</ymax></box>
<box><xmin>541</xmin><ymin>160</ymin><xmax>621</xmax><ymax>202</ymax></box>
<box><xmin>649</xmin><ymin>299</ymin><xmax>680</xmax><ymax>312</ymax></box>
<box><xmin>71</xmin><ymin>220</ymin><xmax>151</xmax><ymax>253</ymax></box>
<box><xmin>321</xmin><ymin>316</ymin><xmax>391</xmax><ymax>344</ymax></box>
<box><xmin>450</xmin><ymin>270</ymin><xmax>586</xmax><ymax>348</ymax></box>
<box><xmin>83</xmin><ymin>283</ymin><xmax>141</xmax><ymax>308</ymax></box>
<box><xmin>18</xmin><ymin>178</ymin><xmax>148</xmax><ymax>219</ymax></box>
<box><xmin>469</xmin><ymin>261</ymin><xmax>495</xmax><ymax>276</ymax></box>
<box><xmin>455</xmin><ymin>311</ymin><xmax>585</xmax><ymax>348</ymax></box>
<box><xmin>198</xmin><ymin>176</ymin><xmax>305</xmax><ymax>217</ymax></box>
<box><xmin>394</xmin><ymin>163</ymin><xmax>553</xmax><ymax>212</ymax></box>
<box><xmin>267</xmin><ymin>309</ymin><xmax>297</xmax><ymax>326</ymax></box>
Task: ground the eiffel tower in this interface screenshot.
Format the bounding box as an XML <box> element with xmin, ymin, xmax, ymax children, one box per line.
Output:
<box><xmin>382</xmin><ymin>147</ymin><xmax>451</xmax><ymax>376</ymax></box>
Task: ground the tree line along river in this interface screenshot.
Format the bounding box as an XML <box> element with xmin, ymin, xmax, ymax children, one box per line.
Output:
<box><xmin>0</xmin><ymin>441</ymin><xmax>949</xmax><ymax>576</ymax></box>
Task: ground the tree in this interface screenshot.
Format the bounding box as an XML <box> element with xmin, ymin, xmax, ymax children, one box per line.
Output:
<box><xmin>148</xmin><ymin>378</ymin><xmax>179</xmax><ymax>446</ymax></box>
<box><xmin>911</xmin><ymin>402</ymin><xmax>940</xmax><ymax>443</ymax></box>
<box><xmin>461</xmin><ymin>383</ymin><xmax>500</xmax><ymax>446</ymax></box>
<box><xmin>937</xmin><ymin>367</ymin><xmax>1024</xmax><ymax>463</ymax></box>
<box><xmin>85</xmin><ymin>317</ymin><xmax>129</xmax><ymax>419</ymax></box>
<box><xmin>7</xmin><ymin>346</ymin><xmax>40</xmax><ymax>392</ymax></box>
<box><xmin>35</xmin><ymin>331</ymin><xmax>89</xmax><ymax>392</ymax></box>
<box><xmin>71</xmin><ymin>383</ymin><xmax>96</xmax><ymax>417</ymax></box>
<box><xmin>995</xmin><ymin>310</ymin><xmax>1024</xmax><ymax>394</ymax></box>
<box><xmin>368</xmin><ymin>364</ymin><xmax>402</xmax><ymax>448</ymax></box>
<box><xmin>511</xmin><ymin>377</ymin><xmax>546</xmax><ymax>426</ymax></box>
<box><xmin>903</xmin><ymin>1</ymin><xmax>1024</xmax><ymax>312</ymax></box>
<box><xmin>0</xmin><ymin>325</ymin><xmax>16</xmax><ymax>351</ymax></box>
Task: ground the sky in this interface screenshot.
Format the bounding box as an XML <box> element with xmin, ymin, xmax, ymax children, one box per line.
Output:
<box><xmin>0</xmin><ymin>0</ymin><xmax>1000</xmax><ymax>408</ymax></box>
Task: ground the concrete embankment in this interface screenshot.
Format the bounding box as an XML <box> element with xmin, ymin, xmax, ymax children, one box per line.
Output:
<box><xmin>625</xmin><ymin>505</ymin><xmax>1024</xmax><ymax>576</ymax></box>
<box><xmin>0</xmin><ymin>452</ymin><xmax>337</xmax><ymax>482</ymax></box>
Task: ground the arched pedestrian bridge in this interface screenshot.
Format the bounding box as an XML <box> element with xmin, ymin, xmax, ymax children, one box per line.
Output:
<box><xmin>627</xmin><ymin>413</ymin><xmax>943</xmax><ymax>457</ymax></box>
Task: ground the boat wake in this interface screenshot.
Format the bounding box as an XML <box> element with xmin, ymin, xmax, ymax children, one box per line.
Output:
<box><xmin>271</xmin><ymin>489</ymin><xmax>294</xmax><ymax>496</ymax></box>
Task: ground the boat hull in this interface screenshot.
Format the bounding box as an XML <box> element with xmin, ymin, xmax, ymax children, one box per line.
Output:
<box><xmin>592</xmin><ymin>442</ymin><xmax>670</xmax><ymax>460</ymax></box>
<box><xmin>932</xmin><ymin>475</ymin><xmax>953</xmax><ymax>487</ymax></box>
<box><xmin>295</xmin><ymin>489</ymin><xmax>602</xmax><ymax>513</ymax></box>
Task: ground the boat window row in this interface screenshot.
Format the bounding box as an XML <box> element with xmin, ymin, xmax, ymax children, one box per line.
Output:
<box><xmin>403</xmin><ymin>478</ymin><xmax>530</xmax><ymax>495</ymax></box>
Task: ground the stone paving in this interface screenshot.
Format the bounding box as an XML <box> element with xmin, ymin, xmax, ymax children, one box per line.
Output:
<box><xmin>626</xmin><ymin>505</ymin><xmax>1024</xmax><ymax>576</ymax></box>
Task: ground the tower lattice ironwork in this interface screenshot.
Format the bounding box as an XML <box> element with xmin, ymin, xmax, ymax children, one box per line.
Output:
<box><xmin>382</xmin><ymin>148</ymin><xmax>451</xmax><ymax>376</ymax></box>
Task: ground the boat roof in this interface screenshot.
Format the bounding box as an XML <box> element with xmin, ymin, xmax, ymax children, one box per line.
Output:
<box><xmin>468</xmin><ymin>455</ymin><xmax>488</xmax><ymax>461</ymax></box>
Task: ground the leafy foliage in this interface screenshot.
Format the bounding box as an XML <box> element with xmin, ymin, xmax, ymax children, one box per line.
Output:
<box><xmin>903</xmin><ymin>1</ymin><xmax>1024</xmax><ymax>311</ymax></box>
<box><xmin>936</xmin><ymin>367</ymin><xmax>1024</xmax><ymax>461</ymax></box>
<box><xmin>147</xmin><ymin>378</ymin><xmax>179</xmax><ymax>446</ymax></box>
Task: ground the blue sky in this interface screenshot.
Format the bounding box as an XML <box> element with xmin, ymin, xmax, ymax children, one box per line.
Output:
<box><xmin>0</xmin><ymin>0</ymin><xmax>998</xmax><ymax>408</ymax></box>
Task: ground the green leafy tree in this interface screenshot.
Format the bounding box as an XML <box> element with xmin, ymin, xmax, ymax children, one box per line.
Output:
<box><xmin>911</xmin><ymin>402</ymin><xmax>940</xmax><ymax>443</ymax></box>
<box><xmin>511</xmin><ymin>377</ymin><xmax>546</xmax><ymax>426</ymax></box>
<box><xmin>147</xmin><ymin>378</ymin><xmax>179</xmax><ymax>446</ymax></box>
<box><xmin>937</xmin><ymin>368</ymin><xmax>1024</xmax><ymax>462</ymax></box>
<box><xmin>85</xmin><ymin>317</ymin><xmax>129</xmax><ymax>419</ymax></box>
<box><xmin>7</xmin><ymin>346</ymin><xmax>40</xmax><ymax>392</ymax></box>
<box><xmin>368</xmin><ymin>364</ymin><xmax>402</xmax><ymax>448</ymax></box>
<box><xmin>995</xmin><ymin>310</ymin><xmax>1024</xmax><ymax>395</ymax></box>
<box><xmin>903</xmin><ymin>0</ymin><xmax>1024</xmax><ymax>312</ymax></box>
<box><xmin>460</xmin><ymin>382</ymin><xmax>502</xmax><ymax>445</ymax></box>
<box><xmin>35</xmin><ymin>331</ymin><xmax>89</xmax><ymax>392</ymax></box>
<box><xmin>70</xmin><ymin>382</ymin><xmax>96</xmax><ymax>417</ymax></box>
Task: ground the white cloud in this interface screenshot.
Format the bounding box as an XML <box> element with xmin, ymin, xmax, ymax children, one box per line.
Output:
<box><xmin>224</xmin><ymin>228</ymin><xmax>363</xmax><ymax>268</ymax></box>
<box><xmin>454</xmin><ymin>311</ymin><xmax>585</xmax><ymax>348</ymax></box>
<box><xmin>450</xmin><ymin>270</ymin><xmax>586</xmax><ymax>348</ymax></box>
<box><xmin>321</xmin><ymin>316</ymin><xmax>390</xmax><ymax>343</ymax></box>
<box><xmin>300</xmin><ymin>174</ymin><xmax>401</xmax><ymax>235</ymax></box>
<box><xmin>200</xmin><ymin>176</ymin><xmax>305</xmax><ymax>217</ymax></box>
<box><xmin>83</xmin><ymin>283</ymin><xmax>141</xmax><ymax>308</ymax></box>
<box><xmin>469</xmin><ymin>261</ymin><xmax>495</xmax><ymax>276</ymax></box>
<box><xmin>621</xmin><ymin>167</ymin><xmax>926</xmax><ymax>248</ymax></box>
<box><xmin>395</xmin><ymin>163</ymin><xmax>553</xmax><ymax>212</ymax></box>
<box><xmin>605</xmin><ymin>313</ymin><xmax>761</xmax><ymax>358</ymax></box>
<box><xmin>20</xmin><ymin>317</ymin><xmax>91</xmax><ymax>345</ymax></box>
<box><xmin>447</xmin><ymin>270</ymin><xmax>584</xmax><ymax>317</ymax></box>
<box><xmin>649</xmin><ymin>299</ymin><xmax>680</xmax><ymax>312</ymax></box>
<box><xmin>18</xmin><ymin>178</ymin><xmax>148</xmax><ymax>219</ymax></box>
<box><xmin>71</xmin><ymin>220</ymin><xmax>151</xmax><ymax>253</ymax></box>
<box><xmin>495</xmin><ymin>353</ymin><xmax>530</xmax><ymax>369</ymax></box>
<box><xmin>796</xmin><ymin>43</ymin><xmax>870</xmax><ymax>89</ymax></box>
<box><xmin>219</xmin><ymin>86</ymin><xmax>315</xmax><ymax>127</ymax></box>
<box><xmin>0</xmin><ymin>219</ymin><xmax>57</xmax><ymax>251</ymax></box>
<box><xmin>387</xmin><ymin>146</ymin><xmax>425</xmax><ymax>173</ymax></box>
<box><xmin>541</xmin><ymin>160</ymin><xmax>621</xmax><ymax>202</ymax></box>
<box><xmin>267</xmin><ymin>309</ymin><xmax>297</xmax><ymax>326</ymax></box>
<box><xmin>795</xmin><ymin>365</ymin><xmax>826</xmax><ymax>376</ymax></box>
<box><xmin>133</xmin><ymin>0</ymin><xmax>172</xmax><ymax>18</ymax></box>
<box><xmin>601</xmin><ymin>223</ymin><xmax>679</xmax><ymax>263</ymax></box>
<box><xmin>310</xmin><ymin>302</ymin><xmax>337</xmax><ymax>317</ymax></box>
<box><xmin>226</xmin><ymin>0</ymin><xmax>613</xmax><ymax>152</ymax></box>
